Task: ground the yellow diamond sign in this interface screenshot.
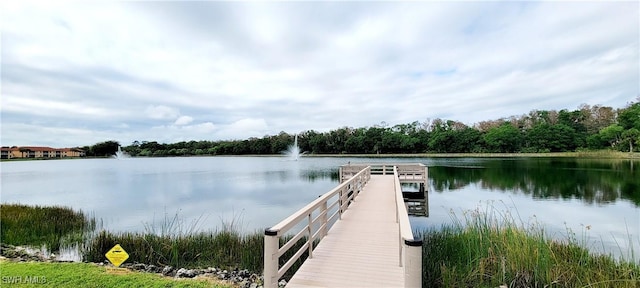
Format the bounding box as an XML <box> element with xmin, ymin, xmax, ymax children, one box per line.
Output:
<box><xmin>105</xmin><ymin>244</ymin><xmax>129</xmax><ymax>267</ymax></box>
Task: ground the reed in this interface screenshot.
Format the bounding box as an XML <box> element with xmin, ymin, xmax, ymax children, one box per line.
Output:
<box><xmin>0</xmin><ymin>204</ymin><xmax>95</xmax><ymax>252</ymax></box>
<box><xmin>419</xmin><ymin>204</ymin><xmax>640</xmax><ymax>287</ymax></box>
<box><xmin>82</xmin><ymin>231</ymin><xmax>312</xmax><ymax>278</ymax></box>
<box><xmin>83</xmin><ymin>211</ymin><xmax>262</xmax><ymax>271</ymax></box>
<box><xmin>83</xmin><ymin>230</ymin><xmax>263</xmax><ymax>271</ymax></box>
<box><xmin>1</xmin><ymin>204</ymin><xmax>308</xmax><ymax>277</ymax></box>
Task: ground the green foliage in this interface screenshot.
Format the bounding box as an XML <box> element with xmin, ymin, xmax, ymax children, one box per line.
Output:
<box><xmin>83</xmin><ymin>141</ymin><xmax>120</xmax><ymax>157</ymax></box>
<box><xmin>618</xmin><ymin>103</ymin><xmax>640</xmax><ymax>130</ymax></box>
<box><xmin>420</xmin><ymin>205</ymin><xmax>640</xmax><ymax>287</ymax></box>
<box><xmin>0</xmin><ymin>261</ymin><xmax>229</xmax><ymax>287</ymax></box>
<box><xmin>622</xmin><ymin>128</ymin><xmax>640</xmax><ymax>152</ymax></box>
<box><xmin>83</xmin><ymin>229</ymin><xmax>264</xmax><ymax>272</ymax></box>
<box><xmin>599</xmin><ymin>124</ymin><xmax>625</xmax><ymax>148</ymax></box>
<box><xmin>0</xmin><ymin>204</ymin><xmax>95</xmax><ymax>252</ymax></box>
<box><xmin>83</xmin><ymin>230</ymin><xmax>309</xmax><ymax>279</ymax></box>
<box><xmin>91</xmin><ymin>100</ymin><xmax>640</xmax><ymax>156</ymax></box>
<box><xmin>526</xmin><ymin>123</ymin><xmax>578</xmax><ymax>152</ymax></box>
<box><xmin>483</xmin><ymin>123</ymin><xmax>522</xmax><ymax>153</ymax></box>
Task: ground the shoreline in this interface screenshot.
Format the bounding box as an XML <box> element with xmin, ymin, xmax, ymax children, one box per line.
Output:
<box><xmin>302</xmin><ymin>151</ymin><xmax>640</xmax><ymax>159</ymax></box>
<box><xmin>3</xmin><ymin>151</ymin><xmax>640</xmax><ymax>161</ymax></box>
<box><xmin>2</xmin><ymin>203</ymin><xmax>638</xmax><ymax>287</ymax></box>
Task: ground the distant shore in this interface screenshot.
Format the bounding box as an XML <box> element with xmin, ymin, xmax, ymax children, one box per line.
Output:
<box><xmin>302</xmin><ymin>151</ymin><xmax>640</xmax><ymax>159</ymax></box>
<box><xmin>3</xmin><ymin>151</ymin><xmax>639</xmax><ymax>161</ymax></box>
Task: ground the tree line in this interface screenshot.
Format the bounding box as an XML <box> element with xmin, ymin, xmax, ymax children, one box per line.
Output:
<box><xmin>83</xmin><ymin>100</ymin><xmax>640</xmax><ymax>157</ymax></box>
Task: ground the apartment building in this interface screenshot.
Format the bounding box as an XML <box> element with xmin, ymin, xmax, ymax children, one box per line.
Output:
<box><xmin>0</xmin><ymin>146</ymin><xmax>85</xmax><ymax>159</ymax></box>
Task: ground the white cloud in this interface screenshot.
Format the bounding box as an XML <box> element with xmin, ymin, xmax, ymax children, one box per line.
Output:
<box><xmin>174</xmin><ymin>116</ymin><xmax>194</xmax><ymax>126</ymax></box>
<box><xmin>1</xmin><ymin>1</ymin><xmax>637</xmax><ymax>146</ymax></box>
<box><xmin>215</xmin><ymin>118</ymin><xmax>269</xmax><ymax>140</ymax></box>
<box><xmin>145</xmin><ymin>105</ymin><xmax>180</xmax><ymax>120</ymax></box>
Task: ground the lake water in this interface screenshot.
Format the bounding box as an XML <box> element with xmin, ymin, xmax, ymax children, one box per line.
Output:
<box><xmin>1</xmin><ymin>156</ymin><xmax>638</xmax><ymax>261</ymax></box>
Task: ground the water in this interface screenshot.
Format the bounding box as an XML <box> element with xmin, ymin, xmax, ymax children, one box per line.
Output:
<box><xmin>285</xmin><ymin>135</ymin><xmax>301</xmax><ymax>161</ymax></box>
<box><xmin>1</xmin><ymin>156</ymin><xmax>638</xmax><ymax>261</ymax></box>
<box><xmin>113</xmin><ymin>146</ymin><xmax>128</xmax><ymax>159</ymax></box>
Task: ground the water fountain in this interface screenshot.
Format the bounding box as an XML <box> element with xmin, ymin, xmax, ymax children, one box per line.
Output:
<box><xmin>285</xmin><ymin>134</ymin><xmax>302</xmax><ymax>161</ymax></box>
<box><xmin>113</xmin><ymin>146</ymin><xmax>129</xmax><ymax>159</ymax></box>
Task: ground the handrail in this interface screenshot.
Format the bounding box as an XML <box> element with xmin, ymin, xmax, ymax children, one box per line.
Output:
<box><xmin>263</xmin><ymin>166</ymin><xmax>371</xmax><ymax>288</ymax></box>
<box><xmin>394</xmin><ymin>166</ymin><xmax>423</xmax><ymax>288</ymax></box>
<box><xmin>341</xmin><ymin>163</ymin><xmax>427</xmax><ymax>184</ymax></box>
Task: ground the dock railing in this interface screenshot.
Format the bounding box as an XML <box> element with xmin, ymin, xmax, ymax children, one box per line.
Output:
<box><xmin>340</xmin><ymin>163</ymin><xmax>426</xmax><ymax>182</ymax></box>
<box><xmin>396</xmin><ymin>164</ymin><xmax>428</xmax><ymax>185</ymax></box>
<box><xmin>263</xmin><ymin>166</ymin><xmax>371</xmax><ymax>288</ymax></box>
<box><xmin>393</xmin><ymin>166</ymin><xmax>423</xmax><ymax>287</ymax></box>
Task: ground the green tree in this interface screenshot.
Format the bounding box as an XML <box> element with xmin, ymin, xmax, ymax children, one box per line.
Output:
<box><xmin>558</xmin><ymin>109</ymin><xmax>588</xmax><ymax>148</ymax></box>
<box><xmin>429</xmin><ymin>128</ymin><xmax>481</xmax><ymax>153</ymax></box>
<box><xmin>598</xmin><ymin>124</ymin><xmax>624</xmax><ymax>149</ymax></box>
<box><xmin>621</xmin><ymin>128</ymin><xmax>640</xmax><ymax>152</ymax></box>
<box><xmin>617</xmin><ymin>102</ymin><xmax>640</xmax><ymax>130</ymax></box>
<box><xmin>90</xmin><ymin>141</ymin><xmax>120</xmax><ymax>157</ymax></box>
<box><xmin>483</xmin><ymin>123</ymin><xmax>522</xmax><ymax>153</ymax></box>
<box><xmin>526</xmin><ymin>124</ymin><xmax>577</xmax><ymax>152</ymax></box>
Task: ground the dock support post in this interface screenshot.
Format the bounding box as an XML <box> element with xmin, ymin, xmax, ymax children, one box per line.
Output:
<box><xmin>403</xmin><ymin>239</ymin><xmax>423</xmax><ymax>288</ymax></box>
<box><xmin>264</xmin><ymin>229</ymin><xmax>279</xmax><ymax>288</ymax></box>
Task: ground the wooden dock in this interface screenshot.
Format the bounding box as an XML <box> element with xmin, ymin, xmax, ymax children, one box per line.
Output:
<box><xmin>264</xmin><ymin>164</ymin><xmax>427</xmax><ymax>288</ymax></box>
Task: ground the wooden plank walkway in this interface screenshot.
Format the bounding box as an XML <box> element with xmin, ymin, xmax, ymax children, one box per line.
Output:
<box><xmin>286</xmin><ymin>175</ymin><xmax>403</xmax><ymax>287</ymax></box>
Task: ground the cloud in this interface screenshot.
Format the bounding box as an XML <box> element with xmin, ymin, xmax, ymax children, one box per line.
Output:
<box><xmin>174</xmin><ymin>116</ymin><xmax>194</xmax><ymax>126</ymax></box>
<box><xmin>215</xmin><ymin>118</ymin><xmax>269</xmax><ymax>140</ymax></box>
<box><xmin>1</xmin><ymin>1</ymin><xmax>637</xmax><ymax>146</ymax></box>
<box><xmin>145</xmin><ymin>105</ymin><xmax>180</xmax><ymax>120</ymax></box>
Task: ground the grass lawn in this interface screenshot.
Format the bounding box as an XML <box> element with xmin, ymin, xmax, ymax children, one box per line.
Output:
<box><xmin>0</xmin><ymin>261</ymin><xmax>232</xmax><ymax>288</ymax></box>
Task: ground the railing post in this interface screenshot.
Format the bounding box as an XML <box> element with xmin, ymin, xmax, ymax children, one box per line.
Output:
<box><xmin>424</xmin><ymin>166</ymin><xmax>428</xmax><ymax>188</ymax></box>
<box><xmin>321</xmin><ymin>201</ymin><xmax>328</xmax><ymax>237</ymax></box>
<box><xmin>308</xmin><ymin>214</ymin><xmax>313</xmax><ymax>258</ymax></box>
<box><xmin>264</xmin><ymin>229</ymin><xmax>279</xmax><ymax>288</ymax></box>
<box><xmin>403</xmin><ymin>239</ymin><xmax>423</xmax><ymax>288</ymax></box>
<box><xmin>338</xmin><ymin>188</ymin><xmax>343</xmax><ymax>220</ymax></box>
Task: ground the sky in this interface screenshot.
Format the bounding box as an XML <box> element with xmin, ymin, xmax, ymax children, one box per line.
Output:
<box><xmin>1</xmin><ymin>1</ymin><xmax>638</xmax><ymax>148</ymax></box>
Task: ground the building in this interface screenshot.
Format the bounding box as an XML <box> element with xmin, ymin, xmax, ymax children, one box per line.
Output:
<box><xmin>0</xmin><ymin>146</ymin><xmax>85</xmax><ymax>159</ymax></box>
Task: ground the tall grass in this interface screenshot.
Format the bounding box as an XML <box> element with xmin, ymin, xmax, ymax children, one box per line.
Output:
<box><xmin>84</xmin><ymin>229</ymin><xmax>265</xmax><ymax>272</ymax></box>
<box><xmin>2</xmin><ymin>204</ymin><xmax>309</xmax><ymax>277</ymax></box>
<box><xmin>83</xmin><ymin>228</ymin><xmax>309</xmax><ymax>278</ymax></box>
<box><xmin>83</xmin><ymin>211</ymin><xmax>264</xmax><ymax>271</ymax></box>
<box><xmin>0</xmin><ymin>204</ymin><xmax>95</xmax><ymax>252</ymax></box>
<box><xmin>420</xmin><ymin>204</ymin><xmax>640</xmax><ymax>287</ymax></box>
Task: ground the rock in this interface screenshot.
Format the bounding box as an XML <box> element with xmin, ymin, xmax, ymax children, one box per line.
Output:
<box><xmin>239</xmin><ymin>269</ymin><xmax>250</xmax><ymax>277</ymax></box>
<box><xmin>145</xmin><ymin>264</ymin><xmax>160</xmax><ymax>273</ymax></box>
<box><xmin>176</xmin><ymin>268</ymin><xmax>196</xmax><ymax>278</ymax></box>
<box><xmin>161</xmin><ymin>266</ymin><xmax>174</xmax><ymax>276</ymax></box>
<box><xmin>279</xmin><ymin>279</ymin><xmax>287</xmax><ymax>287</ymax></box>
<box><xmin>132</xmin><ymin>263</ymin><xmax>146</xmax><ymax>271</ymax></box>
<box><xmin>204</xmin><ymin>267</ymin><xmax>216</xmax><ymax>274</ymax></box>
<box><xmin>250</xmin><ymin>283</ymin><xmax>258</xmax><ymax>288</ymax></box>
